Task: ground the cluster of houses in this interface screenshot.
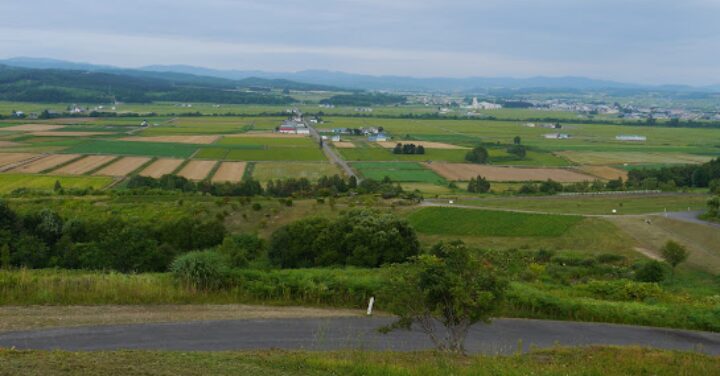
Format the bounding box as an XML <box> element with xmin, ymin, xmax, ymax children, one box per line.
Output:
<box><xmin>331</xmin><ymin>127</ymin><xmax>389</xmax><ymax>142</ymax></box>
<box><xmin>278</xmin><ymin>119</ymin><xmax>310</xmax><ymax>135</ymax></box>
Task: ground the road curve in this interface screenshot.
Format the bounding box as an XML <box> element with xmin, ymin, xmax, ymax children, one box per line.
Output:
<box><xmin>1</xmin><ymin>317</ymin><xmax>719</xmax><ymax>354</ymax></box>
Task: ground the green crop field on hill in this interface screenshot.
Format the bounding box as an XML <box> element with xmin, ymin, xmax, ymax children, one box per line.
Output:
<box><xmin>62</xmin><ymin>140</ymin><xmax>200</xmax><ymax>158</ymax></box>
<box><xmin>353</xmin><ymin>162</ymin><xmax>445</xmax><ymax>183</ymax></box>
<box><xmin>407</xmin><ymin>207</ymin><xmax>582</xmax><ymax>237</ymax></box>
<box><xmin>0</xmin><ymin>174</ymin><xmax>113</xmax><ymax>193</ymax></box>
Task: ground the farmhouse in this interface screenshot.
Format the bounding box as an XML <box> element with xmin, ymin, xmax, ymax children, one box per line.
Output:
<box><xmin>616</xmin><ymin>135</ymin><xmax>647</xmax><ymax>142</ymax></box>
<box><xmin>331</xmin><ymin>135</ymin><xmax>341</xmax><ymax>142</ymax></box>
<box><xmin>368</xmin><ymin>133</ymin><xmax>389</xmax><ymax>142</ymax></box>
<box><xmin>544</xmin><ymin>133</ymin><xmax>570</xmax><ymax>139</ymax></box>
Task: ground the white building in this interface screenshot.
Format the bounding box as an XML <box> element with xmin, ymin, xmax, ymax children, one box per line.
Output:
<box><xmin>616</xmin><ymin>135</ymin><xmax>647</xmax><ymax>142</ymax></box>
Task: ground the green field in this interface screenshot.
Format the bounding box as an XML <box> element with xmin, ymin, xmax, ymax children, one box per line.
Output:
<box><xmin>353</xmin><ymin>162</ymin><xmax>445</xmax><ymax>183</ymax></box>
<box><xmin>453</xmin><ymin>194</ymin><xmax>711</xmax><ymax>215</ymax></box>
<box><xmin>408</xmin><ymin>207</ymin><xmax>582</xmax><ymax>237</ymax></box>
<box><xmin>252</xmin><ymin>162</ymin><xmax>342</xmax><ymax>181</ymax></box>
<box><xmin>0</xmin><ymin>174</ymin><xmax>113</xmax><ymax>194</ymax></box>
<box><xmin>339</xmin><ymin>147</ymin><xmax>467</xmax><ymax>162</ymax></box>
<box><xmin>62</xmin><ymin>140</ymin><xmax>199</xmax><ymax>158</ymax></box>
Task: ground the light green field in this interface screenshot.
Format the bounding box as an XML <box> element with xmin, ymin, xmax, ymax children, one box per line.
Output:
<box><xmin>0</xmin><ymin>174</ymin><xmax>113</xmax><ymax>194</ymax></box>
<box><xmin>252</xmin><ymin>162</ymin><xmax>341</xmax><ymax>181</ymax></box>
<box><xmin>63</xmin><ymin>140</ymin><xmax>199</xmax><ymax>158</ymax></box>
<box><xmin>353</xmin><ymin>162</ymin><xmax>445</xmax><ymax>183</ymax></box>
<box><xmin>557</xmin><ymin>151</ymin><xmax>714</xmax><ymax>165</ymax></box>
<box><xmin>453</xmin><ymin>194</ymin><xmax>711</xmax><ymax>215</ymax></box>
<box><xmin>408</xmin><ymin>207</ymin><xmax>582</xmax><ymax>237</ymax></box>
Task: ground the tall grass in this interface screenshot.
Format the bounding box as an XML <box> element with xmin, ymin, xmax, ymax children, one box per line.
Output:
<box><xmin>1</xmin><ymin>269</ymin><xmax>718</xmax><ymax>332</ymax></box>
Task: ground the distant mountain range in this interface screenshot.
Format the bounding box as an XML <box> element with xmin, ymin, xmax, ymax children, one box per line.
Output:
<box><xmin>1</xmin><ymin>57</ymin><xmax>719</xmax><ymax>93</ymax></box>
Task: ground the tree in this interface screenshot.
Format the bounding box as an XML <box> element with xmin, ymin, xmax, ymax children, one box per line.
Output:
<box><xmin>380</xmin><ymin>241</ymin><xmax>507</xmax><ymax>354</ymax></box>
<box><xmin>416</xmin><ymin>145</ymin><xmax>425</xmax><ymax>155</ymax></box>
<box><xmin>513</xmin><ymin>136</ymin><xmax>521</xmax><ymax>145</ymax></box>
<box><xmin>53</xmin><ymin>180</ymin><xmax>63</xmax><ymax>193</ymax></box>
<box><xmin>467</xmin><ymin>176</ymin><xmax>490</xmax><ymax>193</ymax></box>
<box><xmin>661</xmin><ymin>240</ymin><xmax>688</xmax><ymax>278</ymax></box>
<box><xmin>393</xmin><ymin>143</ymin><xmax>403</xmax><ymax>154</ymax></box>
<box><xmin>507</xmin><ymin>144</ymin><xmax>526</xmax><ymax>159</ymax></box>
<box><xmin>465</xmin><ymin>146</ymin><xmax>489</xmax><ymax>164</ymax></box>
<box><xmin>1</xmin><ymin>243</ymin><xmax>9</xmax><ymax>270</ymax></box>
<box><xmin>708</xmin><ymin>196</ymin><xmax>720</xmax><ymax>218</ymax></box>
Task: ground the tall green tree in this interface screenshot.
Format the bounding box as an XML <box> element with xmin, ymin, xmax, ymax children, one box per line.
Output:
<box><xmin>661</xmin><ymin>240</ymin><xmax>689</xmax><ymax>278</ymax></box>
<box><xmin>379</xmin><ymin>241</ymin><xmax>507</xmax><ymax>354</ymax></box>
<box><xmin>465</xmin><ymin>146</ymin><xmax>489</xmax><ymax>164</ymax></box>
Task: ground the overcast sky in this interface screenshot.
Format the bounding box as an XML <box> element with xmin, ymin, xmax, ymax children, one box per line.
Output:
<box><xmin>1</xmin><ymin>0</ymin><xmax>718</xmax><ymax>85</ymax></box>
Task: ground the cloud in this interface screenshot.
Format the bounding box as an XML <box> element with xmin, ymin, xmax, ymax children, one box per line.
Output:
<box><xmin>0</xmin><ymin>0</ymin><xmax>717</xmax><ymax>84</ymax></box>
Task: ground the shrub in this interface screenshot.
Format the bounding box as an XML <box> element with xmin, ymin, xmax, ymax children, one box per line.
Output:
<box><xmin>635</xmin><ymin>260</ymin><xmax>667</xmax><ymax>283</ymax></box>
<box><xmin>170</xmin><ymin>250</ymin><xmax>230</xmax><ymax>290</ymax></box>
<box><xmin>217</xmin><ymin>234</ymin><xmax>266</xmax><ymax>268</ymax></box>
<box><xmin>583</xmin><ymin>279</ymin><xmax>663</xmax><ymax>301</ymax></box>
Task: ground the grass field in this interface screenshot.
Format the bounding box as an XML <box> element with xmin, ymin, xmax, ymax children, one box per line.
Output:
<box><xmin>252</xmin><ymin>162</ymin><xmax>341</xmax><ymax>181</ymax></box>
<box><xmin>339</xmin><ymin>146</ymin><xmax>467</xmax><ymax>162</ymax></box>
<box><xmin>353</xmin><ymin>162</ymin><xmax>446</xmax><ymax>183</ymax></box>
<box><xmin>407</xmin><ymin>207</ymin><xmax>582</xmax><ymax>237</ymax></box>
<box><xmin>0</xmin><ymin>347</ymin><xmax>716</xmax><ymax>376</ymax></box>
<box><xmin>0</xmin><ymin>174</ymin><xmax>113</xmax><ymax>193</ymax></box>
<box><xmin>63</xmin><ymin>140</ymin><xmax>199</xmax><ymax>158</ymax></box>
<box><xmin>453</xmin><ymin>194</ymin><xmax>711</xmax><ymax>215</ymax></box>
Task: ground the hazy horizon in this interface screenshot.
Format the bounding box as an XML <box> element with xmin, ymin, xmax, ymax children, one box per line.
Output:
<box><xmin>1</xmin><ymin>0</ymin><xmax>718</xmax><ymax>85</ymax></box>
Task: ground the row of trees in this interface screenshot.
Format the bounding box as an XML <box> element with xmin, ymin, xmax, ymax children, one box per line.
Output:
<box><xmin>0</xmin><ymin>200</ymin><xmax>225</xmax><ymax>272</ymax></box>
<box><xmin>126</xmin><ymin>174</ymin><xmax>412</xmax><ymax>199</ymax></box>
<box><xmin>627</xmin><ymin>158</ymin><xmax>720</xmax><ymax>189</ymax></box>
<box><xmin>392</xmin><ymin>143</ymin><xmax>426</xmax><ymax>155</ymax></box>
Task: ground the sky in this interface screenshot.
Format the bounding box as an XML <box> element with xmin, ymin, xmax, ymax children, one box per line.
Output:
<box><xmin>0</xmin><ymin>0</ymin><xmax>718</xmax><ymax>85</ymax></box>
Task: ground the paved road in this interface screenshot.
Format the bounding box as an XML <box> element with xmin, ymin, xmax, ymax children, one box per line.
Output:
<box><xmin>665</xmin><ymin>210</ymin><xmax>720</xmax><ymax>228</ymax></box>
<box><xmin>1</xmin><ymin>317</ymin><xmax>719</xmax><ymax>354</ymax></box>
<box><xmin>307</xmin><ymin>125</ymin><xmax>360</xmax><ymax>182</ymax></box>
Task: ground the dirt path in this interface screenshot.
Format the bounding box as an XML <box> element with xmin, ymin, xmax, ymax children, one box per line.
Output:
<box><xmin>0</xmin><ymin>305</ymin><xmax>363</xmax><ymax>333</ymax></box>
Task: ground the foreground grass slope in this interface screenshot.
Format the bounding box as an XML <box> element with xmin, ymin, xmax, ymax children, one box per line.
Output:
<box><xmin>0</xmin><ymin>347</ymin><xmax>717</xmax><ymax>376</ymax></box>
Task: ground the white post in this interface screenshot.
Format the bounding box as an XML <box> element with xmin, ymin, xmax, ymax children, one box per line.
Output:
<box><xmin>367</xmin><ymin>297</ymin><xmax>375</xmax><ymax>316</ymax></box>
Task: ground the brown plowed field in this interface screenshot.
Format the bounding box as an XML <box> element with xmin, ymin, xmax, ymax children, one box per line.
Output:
<box><xmin>0</xmin><ymin>153</ymin><xmax>38</xmax><ymax>168</ymax></box>
<box><xmin>139</xmin><ymin>158</ymin><xmax>185</xmax><ymax>178</ymax></box>
<box><xmin>332</xmin><ymin>142</ymin><xmax>356</xmax><ymax>148</ymax></box>
<box><xmin>377</xmin><ymin>141</ymin><xmax>468</xmax><ymax>149</ymax></box>
<box><xmin>578</xmin><ymin>165</ymin><xmax>628</xmax><ymax>181</ymax></box>
<box><xmin>0</xmin><ymin>141</ymin><xmax>22</xmax><ymax>147</ymax></box>
<box><xmin>54</xmin><ymin>156</ymin><xmax>117</xmax><ymax>175</ymax></box>
<box><xmin>12</xmin><ymin>154</ymin><xmax>82</xmax><ymax>173</ymax></box>
<box><xmin>424</xmin><ymin>163</ymin><xmax>595</xmax><ymax>182</ymax></box>
<box><xmin>211</xmin><ymin>162</ymin><xmax>247</xmax><ymax>183</ymax></box>
<box><xmin>177</xmin><ymin>160</ymin><xmax>217</xmax><ymax>181</ymax></box>
<box><xmin>120</xmin><ymin>135</ymin><xmax>220</xmax><ymax>144</ymax></box>
<box><xmin>2</xmin><ymin>124</ymin><xmax>65</xmax><ymax>132</ymax></box>
<box><xmin>94</xmin><ymin>157</ymin><xmax>151</xmax><ymax>177</ymax></box>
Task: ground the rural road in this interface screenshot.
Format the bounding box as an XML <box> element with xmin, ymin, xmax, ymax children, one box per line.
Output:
<box><xmin>307</xmin><ymin>124</ymin><xmax>360</xmax><ymax>182</ymax></box>
<box><xmin>665</xmin><ymin>210</ymin><xmax>720</xmax><ymax>228</ymax></box>
<box><xmin>1</xmin><ymin>317</ymin><xmax>719</xmax><ymax>355</ymax></box>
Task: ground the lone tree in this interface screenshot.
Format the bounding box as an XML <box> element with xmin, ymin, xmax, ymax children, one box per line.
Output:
<box><xmin>465</xmin><ymin>146</ymin><xmax>489</xmax><ymax>164</ymax></box>
<box><xmin>661</xmin><ymin>240</ymin><xmax>688</xmax><ymax>278</ymax></box>
<box><xmin>513</xmin><ymin>136</ymin><xmax>521</xmax><ymax>145</ymax></box>
<box><xmin>379</xmin><ymin>241</ymin><xmax>507</xmax><ymax>354</ymax></box>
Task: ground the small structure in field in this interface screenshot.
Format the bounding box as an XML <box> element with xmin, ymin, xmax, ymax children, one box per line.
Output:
<box><xmin>368</xmin><ymin>133</ymin><xmax>388</xmax><ymax>142</ymax></box>
<box><xmin>616</xmin><ymin>135</ymin><xmax>647</xmax><ymax>142</ymax></box>
<box><xmin>544</xmin><ymin>133</ymin><xmax>570</xmax><ymax>139</ymax></box>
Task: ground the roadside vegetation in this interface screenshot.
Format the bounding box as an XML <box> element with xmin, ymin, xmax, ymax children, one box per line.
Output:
<box><xmin>1</xmin><ymin>347</ymin><xmax>717</xmax><ymax>376</ymax></box>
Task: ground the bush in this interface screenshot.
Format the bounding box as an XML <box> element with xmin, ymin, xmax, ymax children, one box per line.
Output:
<box><xmin>170</xmin><ymin>250</ymin><xmax>230</xmax><ymax>290</ymax></box>
<box><xmin>217</xmin><ymin>234</ymin><xmax>266</xmax><ymax>268</ymax></box>
<box><xmin>583</xmin><ymin>279</ymin><xmax>663</xmax><ymax>301</ymax></box>
<box><xmin>635</xmin><ymin>260</ymin><xmax>667</xmax><ymax>283</ymax></box>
